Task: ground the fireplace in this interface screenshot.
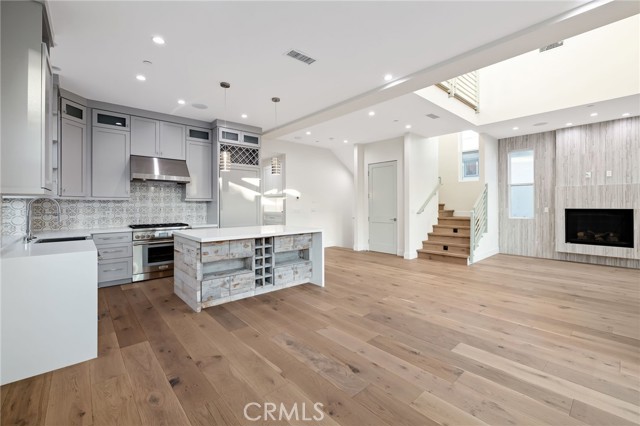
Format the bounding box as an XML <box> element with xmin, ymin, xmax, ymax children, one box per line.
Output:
<box><xmin>565</xmin><ymin>209</ymin><xmax>634</xmax><ymax>248</ymax></box>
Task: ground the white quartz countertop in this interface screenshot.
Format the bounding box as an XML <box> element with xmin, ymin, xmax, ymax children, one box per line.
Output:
<box><xmin>1</xmin><ymin>239</ymin><xmax>97</xmax><ymax>259</ymax></box>
<box><xmin>32</xmin><ymin>227</ymin><xmax>132</xmax><ymax>240</ymax></box>
<box><xmin>174</xmin><ymin>225</ymin><xmax>323</xmax><ymax>243</ymax></box>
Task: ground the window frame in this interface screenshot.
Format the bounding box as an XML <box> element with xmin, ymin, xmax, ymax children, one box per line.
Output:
<box><xmin>459</xmin><ymin>131</ymin><xmax>480</xmax><ymax>182</ymax></box>
<box><xmin>508</xmin><ymin>149</ymin><xmax>535</xmax><ymax>219</ymax></box>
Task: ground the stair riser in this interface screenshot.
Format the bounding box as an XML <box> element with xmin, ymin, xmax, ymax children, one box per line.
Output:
<box><xmin>428</xmin><ymin>234</ymin><xmax>470</xmax><ymax>245</ymax></box>
<box><xmin>438</xmin><ymin>203</ymin><xmax>445</xmax><ymax>211</ymax></box>
<box><xmin>432</xmin><ymin>226</ymin><xmax>470</xmax><ymax>236</ymax></box>
<box><xmin>422</xmin><ymin>243</ymin><xmax>470</xmax><ymax>255</ymax></box>
<box><xmin>438</xmin><ymin>218</ymin><xmax>471</xmax><ymax>227</ymax></box>
<box><xmin>417</xmin><ymin>252</ymin><xmax>468</xmax><ymax>265</ymax></box>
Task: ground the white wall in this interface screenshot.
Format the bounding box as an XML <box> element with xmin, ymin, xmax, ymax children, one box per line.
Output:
<box><xmin>354</xmin><ymin>137</ymin><xmax>404</xmax><ymax>255</ymax></box>
<box><xmin>472</xmin><ymin>133</ymin><xmax>500</xmax><ymax>262</ymax></box>
<box><xmin>438</xmin><ymin>132</ymin><xmax>484</xmax><ymax>213</ymax></box>
<box><xmin>477</xmin><ymin>15</ymin><xmax>640</xmax><ymax>124</ymax></box>
<box><xmin>261</xmin><ymin>139</ymin><xmax>354</xmax><ymax>248</ymax></box>
<box><xmin>403</xmin><ymin>134</ymin><xmax>439</xmax><ymax>259</ymax></box>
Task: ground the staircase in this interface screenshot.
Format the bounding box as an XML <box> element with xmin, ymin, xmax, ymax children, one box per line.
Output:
<box><xmin>417</xmin><ymin>203</ymin><xmax>470</xmax><ymax>265</ymax></box>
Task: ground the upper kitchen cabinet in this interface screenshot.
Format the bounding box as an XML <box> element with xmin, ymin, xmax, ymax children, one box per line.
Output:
<box><xmin>61</xmin><ymin>98</ymin><xmax>87</xmax><ymax>124</ymax></box>
<box><xmin>92</xmin><ymin>127</ymin><xmax>130</xmax><ymax>198</ymax></box>
<box><xmin>93</xmin><ymin>109</ymin><xmax>130</xmax><ymax>130</ymax></box>
<box><xmin>185</xmin><ymin>140</ymin><xmax>213</xmax><ymax>201</ymax></box>
<box><xmin>60</xmin><ymin>117</ymin><xmax>88</xmax><ymax>197</ymax></box>
<box><xmin>1</xmin><ymin>1</ymin><xmax>55</xmax><ymax>195</ymax></box>
<box><xmin>131</xmin><ymin>117</ymin><xmax>185</xmax><ymax>160</ymax></box>
<box><xmin>216</xmin><ymin>126</ymin><xmax>261</xmax><ymax>147</ymax></box>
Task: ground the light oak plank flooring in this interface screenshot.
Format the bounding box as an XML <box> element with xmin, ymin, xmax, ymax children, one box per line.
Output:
<box><xmin>1</xmin><ymin>250</ymin><xmax>639</xmax><ymax>426</ymax></box>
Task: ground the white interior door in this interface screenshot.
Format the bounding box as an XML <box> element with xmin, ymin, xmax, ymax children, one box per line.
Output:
<box><xmin>368</xmin><ymin>161</ymin><xmax>397</xmax><ymax>255</ymax></box>
<box><xmin>219</xmin><ymin>165</ymin><xmax>261</xmax><ymax>227</ymax></box>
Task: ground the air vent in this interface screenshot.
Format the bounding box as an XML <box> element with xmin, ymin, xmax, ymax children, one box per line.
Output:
<box><xmin>426</xmin><ymin>113</ymin><xmax>440</xmax><ymax>119</ymax></box>
<box><xmin>286</xmin><ymin>49</ymin><xmax>316</xmax><ymax>65</ymax></box>
<box><xmin>539</xmin><ymin>41</ymin><xmax>563</xmax><ymax>52</ymax></box>
<box><xmin>533</xmin><ymin>122</ymin><xmax>548</xmax><ymax>126</ymax></box>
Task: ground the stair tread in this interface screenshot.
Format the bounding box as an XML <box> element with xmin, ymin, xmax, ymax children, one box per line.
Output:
<box><xmin>428</xmin><ymin>232</ymin><xmax>470</xmax><ymax>238</ymax></box>
<box><xmin>434</xmin><ymin>224</ymin><xmax>471</xmax><ymax>229</ymax></box>
<box><xmin>417</xmin><ymin>249</ymin><xmax>469</xmax><ymax>259</ymax></box>
<box><xmin>422</xmin><ymin>241</ymin><xmax>470</xmax><ymax>248</ymax></box>
<box><xmin>439</xmin><ymin>217</ymin><xmax>470</xmax><ymax>221</ymax></box>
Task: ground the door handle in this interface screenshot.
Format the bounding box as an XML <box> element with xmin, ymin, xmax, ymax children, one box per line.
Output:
<box><xmin>391</xmin><ymin>218</ymin><xmax>397</xmax><ymax>222</ymax></box>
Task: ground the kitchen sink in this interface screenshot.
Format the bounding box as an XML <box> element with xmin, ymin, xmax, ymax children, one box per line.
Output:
<box><xmin>33</xmin><ymin>236</ymin><xmax>90</xmax><ymax>244</ymax></box>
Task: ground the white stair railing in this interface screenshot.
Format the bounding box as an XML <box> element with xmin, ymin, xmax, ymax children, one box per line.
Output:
<box><xmin>417</xmin><ymin>177</ymin><xmax>442</xmax><ymax>215</ymax></box>
<box><xmin>469</xmin><ymin>183</ymin><xmax>488</xmax><ymax>264</ymax></box>
<box><xmin>436</xmin><ymin>71</ymin><xmax>479</xmax><ymax>112</ymax></box>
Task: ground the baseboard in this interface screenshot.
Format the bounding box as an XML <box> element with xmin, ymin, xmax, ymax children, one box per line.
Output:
<box><xmin>404</xmin><ymin>251</ymin><xmax>417</xmax><ymax>260</ymax></box>
<box><xmin>472</xmin><ymin>247</ymin><xmax>499</xmax><ymax>263</ymax></box>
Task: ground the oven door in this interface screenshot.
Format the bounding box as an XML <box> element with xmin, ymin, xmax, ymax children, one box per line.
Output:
<box><xmin>132</xmin><ymin>239</ymin><xmax>174</xmax><ymax>282</ymax></box>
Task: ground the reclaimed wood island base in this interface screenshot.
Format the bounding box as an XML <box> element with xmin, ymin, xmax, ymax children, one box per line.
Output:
<box><xmin>172</xmin><ymin>226</ymin><xmax>324</xmax><ymax>312</ymax></box>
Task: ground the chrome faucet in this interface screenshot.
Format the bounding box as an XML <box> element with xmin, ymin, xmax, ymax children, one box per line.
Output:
<box><xmin>24</xmin><ymin>197</ymin><xmax>61</xmax><ymax>243</ymax></box>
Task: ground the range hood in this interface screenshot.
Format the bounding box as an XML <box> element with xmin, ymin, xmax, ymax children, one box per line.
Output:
<box><xmin>130</xmin><ymin>155</ymin><xmax>191</xmax><ymax>183</ymax></box>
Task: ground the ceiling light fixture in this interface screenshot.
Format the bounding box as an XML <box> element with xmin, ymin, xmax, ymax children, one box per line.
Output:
<box><xmin>136</xmin><ymin>74</ymin><xmax>146</xmax><ymax>81</ymax></box>
<box><xmin>220</xmin><ymin>82</ymin><xmax>231</xmax><ymax>172</ymax></box>
<box><xmin>152</xmin><ymin>36</ymin><xmax>165</xmax><ymax>45</ymax></box>
<box><xmin>566</xmin><ymin>122</ymin><xmax>573</xmax><ymax>126</ymax></box>
<box><xmin>177</xmin><ymin>99</ymin><xmax>185</xmax><ymax>105</ymax></box>
<box><xmin>241</xmin><ymin>114</ymin><xmax>248</xmax><ymax>119</ymax></box>
<box><xmin>306</xmin><ymin>131</ymin><xmax>311</xmax><ymax>135</ymax></box>
<box><xmin>622</xmin><ymin>112</ymin><xmax>631</xmax><ymax>117</ymax></box>
<box><xmin>384</xmin><ymin>74</ymin><xmax>393</xmax><ymax>81</ymax></box>
<box><xmin>343</xmin><ymin>139</ymin><xmax>348</xmax><ymax>144</ymax></box>
<box><xmin>368</xmin><ymin>111</ymin><xmax>375</xmax><ymax>116</ymax></box>
<box><xmin>405</xmin><ymin>124</ymin><xmax>412</xmax><ymax>129</ymax></box>
<box><xmin>512</xmin><ymin>126</ymin><xmax>519</xmax><ymax>130</ymax></box>
<box><xmin>590</xmin><ymin>112</ymin><xmax>598</xmax><ymax>117</ymax></box>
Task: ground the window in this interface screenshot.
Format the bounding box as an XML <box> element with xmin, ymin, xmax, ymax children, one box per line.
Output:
<box><xmin>459</xmin><ymin>131</ymin><xmax>479</xmax><ymax>180</ymax></box>
<box><xmin>508</xmin><ymin>150</ymin><xmax>534</xmax><ymax>218</ymax></box>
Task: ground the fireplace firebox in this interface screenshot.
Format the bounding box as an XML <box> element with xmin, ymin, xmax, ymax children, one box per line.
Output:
<box><xmin>565</xmin><ymin>209</ymin><xmax>634</xmax><ymax>248</ymax></box>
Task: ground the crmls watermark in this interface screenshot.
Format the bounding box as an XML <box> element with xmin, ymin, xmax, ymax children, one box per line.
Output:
<box><xmin>244</xmin><ymin>402</ymin><xmax>325</xmax><ymax>422</ymax></box>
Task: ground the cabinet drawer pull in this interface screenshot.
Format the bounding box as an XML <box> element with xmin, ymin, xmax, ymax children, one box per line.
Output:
<box><xmin>102</xmin><ymin>267</ymin><xmax>124</xmax><ymax>272</ymax></box>
<box><xmin>101</xmin><ymin>249</ymin><xmax>122</xmax><ymax>254</ymax></box>
<box><xmin>101</xmin><ymin>236</ymin><xmax>126</xmax><ymax>240</ymax></box>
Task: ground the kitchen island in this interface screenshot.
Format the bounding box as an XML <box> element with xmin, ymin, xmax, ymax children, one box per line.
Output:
<box><xmin>172</xmin><ymin>226</ymin><xmax>324</xmax><ymax>312</ymax></box>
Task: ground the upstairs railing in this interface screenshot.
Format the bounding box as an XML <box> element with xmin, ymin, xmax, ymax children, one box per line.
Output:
<box><xmin>417</xmin><ymin>177</ymin><xmax>442</xmax><ymax>215</ymax></box>
<box><xmin>436</xmin><ymin>71</ymin><xmax>479</xmax><ymax>112</ymax></box>
<box><xmin>469</xmin><ymin>183</ymin><xmax>488</xmax><ymax>264</ymax></box>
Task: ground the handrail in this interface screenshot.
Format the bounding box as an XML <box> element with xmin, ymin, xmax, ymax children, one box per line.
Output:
<box><xmin>436</xmin><ymin>70</ymin><xmax>479</xmax><ymax>112</ymax></box>
<box><xmin>417</xmin><ymin>177</ymin><xmax>442</xmax><ymax>215</ymax></box>
<box><xmin>469</xmin><ymin>183</ymin><xmax>488</xmax><ymax>264</ymax></box>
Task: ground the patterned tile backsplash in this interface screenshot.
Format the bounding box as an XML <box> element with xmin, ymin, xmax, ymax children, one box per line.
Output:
<box><xmin>1</xmin><ymin>181</ymin><xmax>208</xmax><ymax>236</ymax></box>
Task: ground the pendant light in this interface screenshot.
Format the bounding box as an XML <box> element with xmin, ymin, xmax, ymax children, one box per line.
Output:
<box><xmin>271</xmin><ymin>156</ymin><xmax>281</xmax><ymax>175</ymax></box>
<box><xmin>270</xmin><ymin>97</ymin><xmax>282</xmax><ymax>175</ymax></box>
<box><xmin>219</xmin><ymin>82</ymin><xmax>231</xmax><ymax>172</ymax></box>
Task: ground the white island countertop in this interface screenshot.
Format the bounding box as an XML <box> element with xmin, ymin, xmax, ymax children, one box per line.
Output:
<box><xmin>174</xmin><ymin>225</ymin><xmax>323</xmax><ymax>243</ymax></box>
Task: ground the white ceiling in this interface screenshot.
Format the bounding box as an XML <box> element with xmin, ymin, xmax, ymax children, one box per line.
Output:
<box><xmin>48</xmin><ymin>0</ymin><xmax>589</xmax><ymax>131</ymax></box>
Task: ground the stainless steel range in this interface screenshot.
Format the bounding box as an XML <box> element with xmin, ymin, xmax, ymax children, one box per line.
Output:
<box><xmin>130</xmin><ymin>223</ymin><xmax>189</xmax><ymax>282</ymax></box>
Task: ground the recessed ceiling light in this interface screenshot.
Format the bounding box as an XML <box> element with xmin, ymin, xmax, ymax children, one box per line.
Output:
<box><xmin>152</xmin><ymin>36</ymin><xmax>165</xmax><ymax>45</ymax></box>
<box><xmin>566</xmin><ymin>122</ymin><xmax>573</xmax><ymax>126</ymax></box>
<box><xmin>622</xmin><ymin>112</ymin><xmax>631</xmax><ymax>117</ymax></box>
<box><xmin>512</xmin><ymin>126</ymin><xmax>519</xmax><ymax>130</ymax></box>
<box><xmin>241</xmin><ymin>114</ymin><xmax>248</xmax><ymax>119</ymax></box>
<box><xmin>136</xmin><ymin>74</ymin><xmax>146</xmax><ymax>81</ymax></box>
<box><xmin>590</xmin><ymin>112</ymin><xmax>598</xmax><ymax>117</ymax></box>
<box><xmin>306</xmin><ymin>131</ymin><xmax>311</xmax><ymax>135</ymax></box>
<box><xmin>368</xmin><ymin>111</ymin><xmax>375</xmax><ymax>116</ymax></box>
<box><xmin>405</xmin><ymin>124</ymin><xmax>412</xmax><ymax>129</ymax></box>
<box><xmin>177</xmin><ymin>99</ymin><xmax>185</xmax><ymax>105</ymax></box>
<box><xmin>343</xmin><ymin>139</ymin><xmax>348</xmax><ymax>144</ymax></box>
<box><xmin>384</xmin><ymin>74</ymin><xmax>393</xmax><ymax>81</ymax></box>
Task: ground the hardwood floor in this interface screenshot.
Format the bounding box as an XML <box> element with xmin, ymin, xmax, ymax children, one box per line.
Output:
<box><xmin>2</xmin><ymin>249</ymin><xmax>639</xmax><ymax>426</ymax></box>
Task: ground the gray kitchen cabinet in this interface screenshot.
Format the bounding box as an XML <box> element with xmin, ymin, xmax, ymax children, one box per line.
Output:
<box><xmin>160</xmin><ymin>121</ymin><xmax>186</xmax><ymax>160</ymax></box>
<box><xmin>131</xmin><ymin>116</ymin><xmax>185</xmax><ymax>160</ymax></box>
<box><xmin>185</xmin><ymin>140</ymin><xmax>213</xmax><ymax>201</ymax></box>
<box><xmin>130</xmin><ymin>116</ymin><xmax>159</xmax><ymax>157</ymax></box>
<box><xmin>216</xmin><ymin>126</ymin><xmax>261</xmax><ymax>147</ymax></box>
<box><xmin>61</xmin><ymin>99</ymin><xmax>86</xmax><ymax>124</ymax></box>
<box><xmin>92</xmin><ymin>127</ymin><xmax>130</xmax><ymax>198</ymax></box>
<box><xmin>94</xmin><ymin>231</ymin><xmax>133</xmax><ymax>287</ymax></box>
<box><xmin>59</xmin><ymin>118</ymin><xmax>87</xmax><ymax>197</ymax></box>
<box><xmin>0</xmin><ymin>1</ymin><xmax>54</xmax><ymax>195</ymax></box>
